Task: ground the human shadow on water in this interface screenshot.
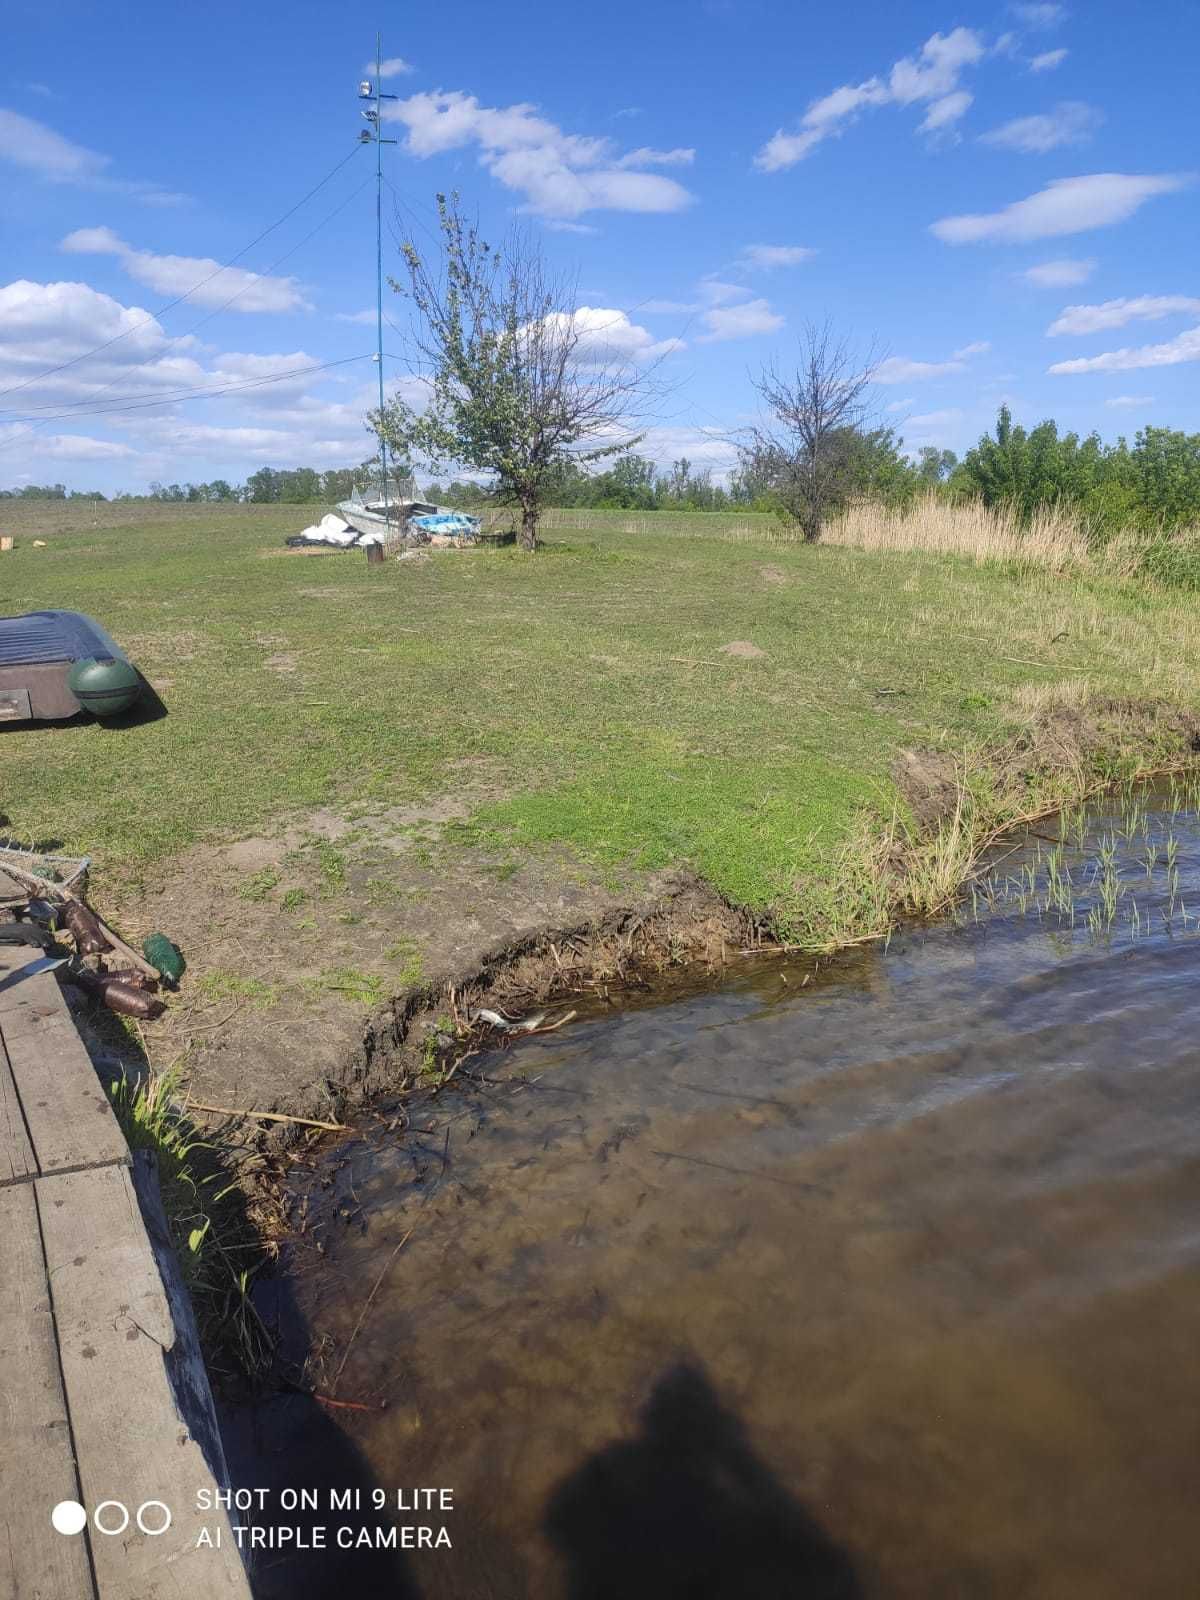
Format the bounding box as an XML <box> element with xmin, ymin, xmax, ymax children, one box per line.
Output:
<box><xmin>544</xmin><ymin>1362</ymin><xmax>861</xmax><ymax>1600</ymax></box>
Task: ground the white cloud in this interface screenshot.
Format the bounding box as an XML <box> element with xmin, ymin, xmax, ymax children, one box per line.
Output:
<box><xmin>739</xmin><ymin>244</ymin><xmax>816</xmax><ymax>269</ymax></box>
<box><xmin>615</xmin><ymin>146</ymin><xmax>695</xmax><ymax>169</ymax></box>
<box><xmin>1047</xmin><ymin>295</ymin><xmax>1200</xmax><ymax>336</ymax></box>
<box><xmin>641</xmin><ymin>277</ymin><xmax>752</xmax><ymax>315</ymax></box>
<box><xmin>0</xmin><ymin>429</ymin><xmax>137</xmax><ymax>461</ymax></box>
<box><xmin>1048</xmin><ymin>325</ymin><xmax>1200</xmax><ymax>373</ymax></box>
<box><xmin>370</xmin><ymin>57</ymin><xmax>414</xmax><ymax>78</ymax></box>
<box><xmin>699</xmin><ymin>278</ymin><xmax>748</xmax><ymax>305</ymax></box>
<box><xmin>1105</xmin><ymin>394</ymin><xmax>1152</xmax><ymax>407</ymax></box>
<box><xmin>0</xmin><ymin>108</ymin><xmax>183</xmax><ymax>204</ymax></box>
<box><xmin>613</xmin><ymin>107</ymin><xmax>642</xmax><ymax>120</ymax></box>
<box><xmin>1022</xmin><ymin>257</ymin><xmax>1094</xmax><ymax>286</ymax></box>
<box><xmin>382</xmin><ymin>90</ymin><xmax>694</xmax><ymax>218</ymax></box>
<box><xmin>952</xmin><ymin>340</ymin><xmax>991</xmax><ymax>358</ymax></box>
<box><xmin>885</xmin><ymin>397</ymin><xmax>916</xmax><ymax>412</ymax></box>
<box><xmin>904</xmin><ymin>408</ymin><xmax>964</xmax><ymax>433</ymax></box>
<box><xmin>333</xmin><ymin>308</ymin><xmax>378</xmax><ymax>325</ymax></box>
<box><xmin>918</xmin><ymin>91</ymin><xmax>973</xmax><ymax>134</ymax></box>
<box><xmin>875</xmin><ymin>356</ymin><xmax>965</xmax><ymax>383</ymax></box>
<box><xmin>0</xmin><ymin>277</ymin><xmax>399</xmax><ymax>487</ymax></box>
<box><xmin>931</xmin><ymin>173</ymin><xmax>1188</xmax><ymax>244</ymax></box>
<box><xmin>981</xmin><ymin>101</ymin><xmax>1101</xmax><ymax>154</ymax></box>
<box><xmin>542</xmin><ymin>219</ymin><xmax>599</xmax><ymax>235</ymax></box>
<box><xmin>1012</xmin><ymin>3</ymin><xmax>1067</xmax><ymax>29</ymax></box>
<box><xmin>754</xmin><ymin>28</ymin><xmax>984</xmax><ymax>170</ymax></box>
<box><xmin>543</xmin><ymin>306</ymin><xmax>685</xmax><ymax>363</ymax></box>
<box><xmin>1030</xmin><ymin>48</ymin><xmax>1068</xmax><ymax>71</ymax></box>
<box><xmin>60</xmin><ymin>227</ymin><xmax>309</xmax><ymax>312</ymax></box>
<box><xmin>889</xmin><ymin>30</ymin><xmax>985</xmax><ymax>104</ymax></box>
<box><xmin>0</xmin><ymin>279</ymin><xmax>203</xmax><ymax>408</ymax></box>
<box><xmin>0</xmin><ymin>108</ymin><xmax>107</xmax><ymax>179</ymax></box>
<box><xmin>628</xmin><ymin>425</ymin><xmax>739</xmax><ymax>479</ymax></box>
<box><xmin>696</xmin><ymin>298</ymin><xmax>784</xmax><ymax>343</ymax></box>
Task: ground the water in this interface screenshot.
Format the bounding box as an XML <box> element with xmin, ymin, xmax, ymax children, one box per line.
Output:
<box><xmin>228</xmin><ymin>786</ymin><xmax>1200</xmax><ymax>1599</ymax></box>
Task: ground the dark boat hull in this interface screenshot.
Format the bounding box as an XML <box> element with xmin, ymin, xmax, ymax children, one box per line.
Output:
<box><xmin>0</xmin><ymin>610</ymin><xmax>142</xmax><ymax>722</ymax></box>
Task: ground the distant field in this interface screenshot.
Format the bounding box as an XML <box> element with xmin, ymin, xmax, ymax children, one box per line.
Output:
<box><xmin>2</xmin><ymin>501</ymin><xmax>1198</xmax><ymax>929</ymax></box>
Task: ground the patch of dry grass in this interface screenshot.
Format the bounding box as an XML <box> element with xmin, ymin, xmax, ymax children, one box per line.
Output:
<box><xmin>826</xmin><ymin>497</ymin><xmax>1123</xmax><ymax>575</ymax></box>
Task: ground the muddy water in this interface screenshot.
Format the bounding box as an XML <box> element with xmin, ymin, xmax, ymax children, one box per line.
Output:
<box><xmin>233</xmin><ymin>789</ymin><xmax>1200</xmax><ymax>1599</ymax></box>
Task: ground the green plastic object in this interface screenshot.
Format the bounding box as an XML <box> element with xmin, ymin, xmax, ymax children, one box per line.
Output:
<box><xmin>67</xmin><ymin>655</ymin><xmax>142</xmax><ymax>718</ymax></box>
<box><xmin>142</xmin><ymin>932</ymin><xmax>185</xmax><ymax>982</ymax></box>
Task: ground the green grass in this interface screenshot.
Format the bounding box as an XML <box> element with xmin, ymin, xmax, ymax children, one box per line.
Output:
<box><xmin>3</xmin><ymin>502</ymin><xmax>1199</xmax><ymax>932</ymax></box>
<box><xmin>194</xmin><ymin>969</ymin><xmax>280</xmax><ymax>1007</ymax></box>
<box><xmin>108</xmin><ymin>1067</ymin><xmax>272</xmax><ymax>1380</ymax></box>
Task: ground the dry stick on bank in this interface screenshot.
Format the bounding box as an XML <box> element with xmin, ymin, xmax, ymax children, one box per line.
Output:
<box><xmin>0</xmin><ymin>856</ymin><xmax>160</xmax><ymax>977</ymax></box>
<box><xmin>185</xmin><ymin>1102</ymin><xmax>349</xmax><ymax>1134</ymax></box>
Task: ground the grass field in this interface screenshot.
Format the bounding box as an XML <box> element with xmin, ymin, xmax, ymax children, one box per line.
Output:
<box><xmin>2</xmin><ymin>500</ymin><xmax>1198</xmax><ymax>936</ymax></box>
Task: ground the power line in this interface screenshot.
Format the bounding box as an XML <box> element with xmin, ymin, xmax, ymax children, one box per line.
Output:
<box><xmin>0</xmin><ymin>142</ymin><xmax>365</xmax><ymax>405</ymax></box>
<box><xmin>0</xmin><ymin>175</ymin><xmax>374</xmax><ymax>419</ymax></box>
<box><xmin>0</xmin><ymin>356</ymin><xmax>370</xmax><ymax>444</ymax></box>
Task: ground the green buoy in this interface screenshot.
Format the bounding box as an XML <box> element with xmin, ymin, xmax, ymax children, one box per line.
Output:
<box><xmin>142</xmin><ymin>932</ymin><xmax>185</xmax><ymax>983</ymax></box>
<box><xmin>67</xmin><ymin>656</ymin><xmax>142</xmax><ymax>718</ymax></box>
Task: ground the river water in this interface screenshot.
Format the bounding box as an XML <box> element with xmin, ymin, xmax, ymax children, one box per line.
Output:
<box><xmin>229</xmin><ymin>785</ymin><xmax>1200</xmax><ymax>1599</ymax></box>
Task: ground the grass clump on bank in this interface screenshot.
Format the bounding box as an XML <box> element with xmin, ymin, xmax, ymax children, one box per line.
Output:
<box><xmin>108</xmin><ymin>1068</ymin><xmax>273</xmax><ymax>1383</ymax></box>
<box><xmin>786</xmin><ymin>685</ymin><xmax>1200</xmax><ymax>951</ymax></box>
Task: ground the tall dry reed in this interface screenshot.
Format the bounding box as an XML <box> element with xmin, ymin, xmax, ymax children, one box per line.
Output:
<box><xmin>824</xmin><ymin>496</ymin><xmax>1106</xmax><ymax>574</ymax></box>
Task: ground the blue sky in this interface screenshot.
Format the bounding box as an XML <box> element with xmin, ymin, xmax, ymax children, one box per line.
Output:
<box><xmin>1</xmin><ymin>0</ymin><xmax>1196</xmax><ymax>492</ymax></box>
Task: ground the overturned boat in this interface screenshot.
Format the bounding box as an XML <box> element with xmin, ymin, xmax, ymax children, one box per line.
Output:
<box><xmin>0</xmin><ymin>610</ymin><xmax>143</xmax><ymax>722</ymax></box>
<box><xmin>337</xmin><ymin>471</ymin><xmax>437</xmax><ymax>538</ymax></box>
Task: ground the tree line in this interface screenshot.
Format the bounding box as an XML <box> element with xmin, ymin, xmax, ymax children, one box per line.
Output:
<box><xmin>948</xmin><ymin>406</ymin><xmax>1200</xmax><ymax>535</ymax></box>
<box><xmin>0</xmin><ymin>462</ymin><xmax>380</xmax><ymax>506</ymax></box>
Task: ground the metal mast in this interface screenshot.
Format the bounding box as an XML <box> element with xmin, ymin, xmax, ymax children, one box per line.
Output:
<box><xmin>359</xmin><ymin>37</ymin><xmax>397</xmax><ymax>525</ymax></box>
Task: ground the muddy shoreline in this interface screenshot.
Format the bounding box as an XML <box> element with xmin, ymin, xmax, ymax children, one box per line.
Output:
<box><xmin>81</xmin><ymin>692</ymin><xmax>1200</xmax><ymax>1149</ymax></box>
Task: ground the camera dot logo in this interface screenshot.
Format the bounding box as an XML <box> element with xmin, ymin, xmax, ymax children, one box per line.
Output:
<box><xmin>50</xmin><ymin>1499</ymin><xmax>173</xmax><ymax>1537</ymax></box>
<box><xmin>51</xmin><ymin>1501</ymin><xmax>88</xmax><ymax>1537</ymax></box>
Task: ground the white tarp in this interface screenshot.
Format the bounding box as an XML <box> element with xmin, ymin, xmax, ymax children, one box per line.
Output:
<box><xmin>295</xmin><ymin>513</ymin><xmax>357</xmax><ymax>547</ymax></box>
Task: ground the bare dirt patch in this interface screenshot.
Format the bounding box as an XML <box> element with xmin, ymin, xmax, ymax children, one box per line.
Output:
<box><xmin>720</xmin><ymin>640</ymin><xmax>767</xmax><ymax>659</ymax></box>
<box><xmin>895</xmin><ymin>692</ymin><xmax>1200</xmax><ymax>835</ymax></box>
<box><xmin>264</xmin><ymin>653</ymin><xmax>299</xmax><ymax>675</ymax></box>
<box><xmin>758</xmin><ymin>565</ymin><xmax>788</xmax><ymax>585</ymax></box>
<box><xmin>108</xmin><ymin>763</ymin><xmax>725</xmax><ymax>1123</ymax></box>
<box><xmin>258</xmin><ymin>546</ymin><xmax>338</xmax><ymax>560</ymax></box>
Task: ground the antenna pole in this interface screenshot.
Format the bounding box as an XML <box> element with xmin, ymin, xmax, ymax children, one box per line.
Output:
<box><xmin>360</xmin><ymin>36</ymin><xmax>397</xmax><ymax>524</ymax></box>
<box><xmin>375</xmin><ymin>34</ymin><xmax>387</xmax><ymax>528</ymax></box>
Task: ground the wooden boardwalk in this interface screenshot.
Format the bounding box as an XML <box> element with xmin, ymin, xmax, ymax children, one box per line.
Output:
<box><xmin>0</xmin><ymin>942</ymin><xmax>252</xmax><ymax>1600</ymax></box>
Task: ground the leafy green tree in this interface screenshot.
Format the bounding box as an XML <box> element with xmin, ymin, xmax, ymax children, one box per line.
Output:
<box><xmin>1133</xmin><ymin>427</ymin><xmax>1200</xmax><ymax>528</ymax></box>
<box><xmin>244</xmin><ymin>468</ymin><xmax>281</xmax><ymax>504</ymax></box>
<box><xmin>916</xmin><ymin>447</ymin><xmax>957</xmax><ymax>485</ymax></box>
<box><xmin>375</xmin><ymin>193</ymin><xmax>652</xmax><ymax>551</ymax></box>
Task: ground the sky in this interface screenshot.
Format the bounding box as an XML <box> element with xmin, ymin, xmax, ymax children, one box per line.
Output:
<box><xmin>1</xmin><ymin>0</ymin><xmax>1197</xmax><ymax>493</ymax></box>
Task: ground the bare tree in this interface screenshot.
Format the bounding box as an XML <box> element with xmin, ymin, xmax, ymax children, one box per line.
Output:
<box><xmin>742</xmin><ymin>321</ymin><xmax>882</xmax><ymax>542</ymax></box>
<box><xmin>375</xmin><ymin>194</ymin><xmax>653</xmax><ymax>551</ymax></box>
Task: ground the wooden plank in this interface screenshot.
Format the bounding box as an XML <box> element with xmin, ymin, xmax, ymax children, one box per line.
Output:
<box><xmin>0</xmin><ymin>1181</ymin><xmax>97</xmax><ymax>1600</ymax></box>
<box><xmin>0</xmin><ymin>1031</ymin><xmax>36</xmax><ymax>1186</ymax></box>
<box><xmin>0</xmin><ymin>943</ymin><xmax>61</xmax><ymax>1018</ymax></box>
<box><xmin>130</xmin><ymin>1153</ymin><xmax>233</xmax><ymax>1495</ymax></box>
<box><xmin>37</xmin><ymin>1165</ymin><xmax>251</xmax><ymax>1599</ymax></box>
<box><xmin>2</xmin><ymin>1008</ymin><xmax>128</xmax><ymax>1176</ymax></box>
